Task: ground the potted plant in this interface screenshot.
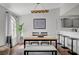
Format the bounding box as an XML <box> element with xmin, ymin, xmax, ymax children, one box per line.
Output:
<box><xmin>16</xmin><ymin>22</ymin><xmax>24</xmax><ymax>44</ymax></box>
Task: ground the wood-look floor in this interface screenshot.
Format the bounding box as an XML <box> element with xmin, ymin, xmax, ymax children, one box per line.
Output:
<box><xmin>0</xmin><ymin>44</ymin><xmax>71</xmax><ymax>55</ymax></box>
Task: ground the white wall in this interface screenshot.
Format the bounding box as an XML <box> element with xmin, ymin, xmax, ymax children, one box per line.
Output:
<box><xmin>0</xmin><ymin>5</ymin><xmax>7</xmax><ymax>46</ymax></box>
<box><xmin>19</xmin><ymin>8</ymin><xmax>60</xmax><ymax>38</ymax></box>
<box><xmin>0</xmin><ymin>5</ymin><xmax>19</xmax><ymax>46</ymax></box>
<box><xmin>60</xmin><ymin>3</ymin><xmax>79</xmax><ymax>16</ymax></box>
<box><xmin>62</xmin><ymin>5</ymin><xmax>79</xmax><ymax>16</ymax></box>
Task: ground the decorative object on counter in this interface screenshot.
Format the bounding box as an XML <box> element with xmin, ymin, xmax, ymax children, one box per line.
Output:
<box><xmin>71</xmin><ymin>28</ymin><xmax>78</xmax><ymax>32</ymax></box>
<box><xmin>37</xmin><ymin>35</ymin><xmax>44</xmax><ymax>38</ymax></box>
<box><xmin>37</xmin><ymin>32</ymin><xmax>47</xmax><ymax>37</ymax></box>
<box><xmin>32</xmin><ymin>32</ymin><xmax>39</xmax><ymax>36</ymax></box>
<box><xmin>31</xmin><ymin>32</ymin><xmax>39</xmax><ymax>45</ymax></box>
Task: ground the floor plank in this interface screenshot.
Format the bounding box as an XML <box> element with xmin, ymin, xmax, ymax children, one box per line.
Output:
<box><xmin>11</xmin><ymin>44</ymin><xmax>70</xmax><ymax>55</ymax></box>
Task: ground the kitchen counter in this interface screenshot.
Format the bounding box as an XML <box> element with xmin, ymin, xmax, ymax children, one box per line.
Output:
<box><xmin>58</xmin><ymin>31</ymin><xmax>79</xmax><ymax>39</ymax></box>
<box><xmin>58</xmin><ymin>31</ymin><xmax>79</xmax><ymax>55</ymax></box>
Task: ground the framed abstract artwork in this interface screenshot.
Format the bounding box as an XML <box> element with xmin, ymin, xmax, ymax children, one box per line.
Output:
<box><xmin>33</xmin><ymin>18</ymin><xmax>46</xmax><ymax>29</ymax></box>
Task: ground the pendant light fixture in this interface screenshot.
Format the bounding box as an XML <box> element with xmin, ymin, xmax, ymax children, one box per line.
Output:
<box><xmin>31</xmin><ymin>3</ymin><xmax>49</xmax><ymax>13</ymax></box>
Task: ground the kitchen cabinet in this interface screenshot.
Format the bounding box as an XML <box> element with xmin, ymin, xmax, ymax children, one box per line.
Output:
<box><xmin>73</xmin><ymin>18</ymin><xmax>79</xmax><ymax>28</ymax></box>
<box><xmin>61</xmin><ymin>18</ymin><xmax>79</xmax><ymax>28</ymax></box>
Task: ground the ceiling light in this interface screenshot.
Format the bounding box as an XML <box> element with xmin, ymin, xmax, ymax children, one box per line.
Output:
<box><xmin>31</xmin><ymin>3</ymin><xmax>49</xmax><ymax>13</ymax></box>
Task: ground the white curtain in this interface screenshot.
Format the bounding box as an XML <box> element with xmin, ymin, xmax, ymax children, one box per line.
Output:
<box><xmin>7</xmin><ymin>15</ymin><xmax>17</xmax><ymax>46</ymax></box>
<box><xmin>10</xmin><ymin>16</ymin><xmax>16</xmax><ymax>39</ymax></box>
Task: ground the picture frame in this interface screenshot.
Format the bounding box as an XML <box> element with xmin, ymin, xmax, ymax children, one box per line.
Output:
<box><xmin>33</xmin><ymin>18</ymin><xmax>46</xmax><ymax>29</ymax></box>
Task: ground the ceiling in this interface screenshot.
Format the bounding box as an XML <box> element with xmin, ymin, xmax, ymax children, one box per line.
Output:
<box><xmin>0</xmin><ymin>3</ymin><xmax>63</xmax><ymax>16</ymax></box>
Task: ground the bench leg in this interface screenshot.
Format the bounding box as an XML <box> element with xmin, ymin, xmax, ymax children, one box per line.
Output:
<box><xmin>24</xmin><ymin>51</ymin><xmax>26</xmax><ymax>55</ymax></box>
<box><xmin>52</xmin><ymin>52</ymin><xmax>53</xmax><ymax>55</ymax></box>
<box><xmin>24</xmin><ymin>51</ymin><xmax>29</xmax><ymax>55</ymax></box>
<box><xmin>52</xmin><ymin>51</ymin><xmax>57</xmax><ymax>55</ymax></box>
<box><xmin>55</xmin><ymin>51</ymin><xmax>57</xmax><ymax>55</ymax></box>
<box><xmin>27</xmin><ymin>52</ymin><xmax>29</xmax><ymax>55</ymax></box>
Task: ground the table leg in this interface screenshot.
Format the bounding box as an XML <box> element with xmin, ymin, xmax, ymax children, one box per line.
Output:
<box><xmin>55</xmin><ymin>40</ymin><xmax>57</xmax><ymax>48</ymax></box>
<box><xmin>50</xmin><ymin>41</ymin><xmax>52</xmax><ymax>45</ymax></box>
<box><xmin>58</xmin><ymin>34</ymin><xmax>61</xmax><ymax>44</ymax></box>
<box><xmin>24</xmin><ymin>40</ymin><xmax>25</xmax><ymax>48</ymax></box>
<box><xmin>24</xmin><ymin>51</ymin><xmax>26</xmax><ymax>55</ymax></box>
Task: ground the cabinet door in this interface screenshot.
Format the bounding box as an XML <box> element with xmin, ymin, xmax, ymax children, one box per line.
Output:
<box><xmin>63</xmin><ymin>18</ymin><xmax>72</xmax><ymax>28</ymax></box>
<box><xmin>73</xmin><ymin>18</ymin><xmax>79</xmax><ymax>28</ymax></box>
<box><xmin>77</xmin><ymin>40</ymin><xmax>79</xmax><ymax>54</ymax></box>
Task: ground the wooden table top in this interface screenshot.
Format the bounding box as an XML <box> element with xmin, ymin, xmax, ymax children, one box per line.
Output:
<box><xmin>24</xmin><ymin>36</ymin><xmax>57</xmax><ymax>41</ymax></box>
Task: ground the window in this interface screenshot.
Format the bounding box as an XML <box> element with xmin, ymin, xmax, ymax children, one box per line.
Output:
<box><xmin>10</xmin><ymin>16</ymin><xmax>16</xmax><ymax>39</ymax></box>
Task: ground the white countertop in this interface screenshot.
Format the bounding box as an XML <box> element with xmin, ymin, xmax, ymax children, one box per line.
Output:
<box><xmin>58</xmin><ymin>31</ymin><xmax>79</xmax><ymax>39</ymax></box>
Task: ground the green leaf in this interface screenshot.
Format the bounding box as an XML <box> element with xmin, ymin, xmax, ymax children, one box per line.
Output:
<box><xmin>16</xmin><ymin>23</ymin><xmax>24</xmax><ymax>33</ymax></box>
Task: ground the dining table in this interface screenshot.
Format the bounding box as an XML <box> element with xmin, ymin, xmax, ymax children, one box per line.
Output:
<box><xmin>24</xmin><ymin>36</ymin><xmax>58</xmax><ymax>48</ymax></box>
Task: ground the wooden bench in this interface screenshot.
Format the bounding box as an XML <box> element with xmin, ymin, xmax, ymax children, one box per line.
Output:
<box><xmin>24</xmin><ymin>45</ymin><xmax>57</xmax><ymax>55</ymax></box>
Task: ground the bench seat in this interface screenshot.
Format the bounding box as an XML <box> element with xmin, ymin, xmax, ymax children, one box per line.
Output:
<box><xmin>24</xmin><ymin>45</ymin><xmax>57</xmax><ymax>55</ymax></box>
